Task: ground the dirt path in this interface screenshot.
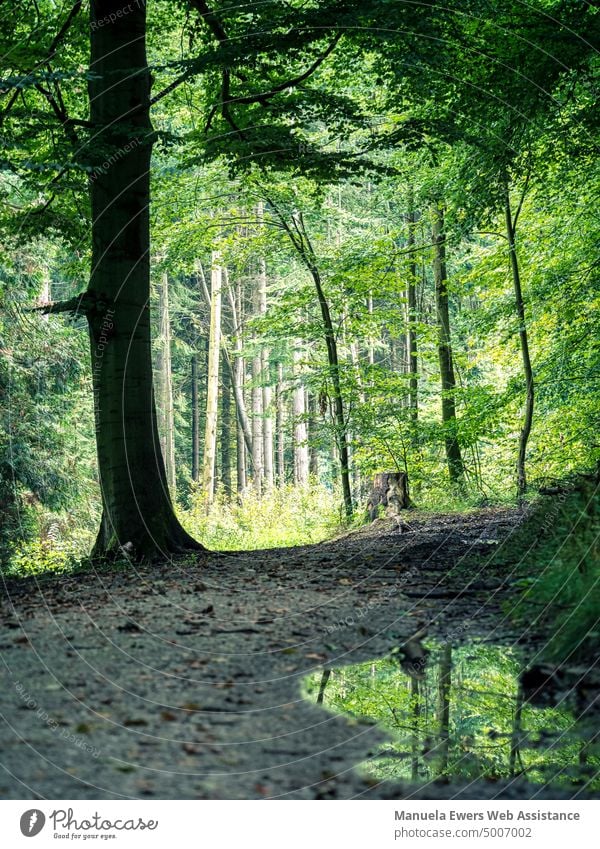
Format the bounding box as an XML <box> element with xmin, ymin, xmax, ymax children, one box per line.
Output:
<box><xmin>0</xmin><ymin>507</ymin><xmax>558</xmax><ymax>800</ymax></box>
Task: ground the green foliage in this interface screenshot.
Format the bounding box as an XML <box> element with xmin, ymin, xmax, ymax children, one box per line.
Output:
<box><xmin>505</xmin><ymin>475</ymin><xmax>600</xmax><ymax>663</ymax></box>
<box><xmin>6</xmin><ymin>525</ymin><xmax>94</xmax><ymax>578</ymax></box>
<box><xmin>181</xmin><ymin>482</ymin><xmax>342</xmax><ymax>551</ymax></box>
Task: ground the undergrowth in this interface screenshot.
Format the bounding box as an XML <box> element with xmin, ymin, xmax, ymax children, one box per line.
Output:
<box><xmin>180</xmin><ymin>482</ymin><xmax>343</xmax><ymax>551</ymax></box>
<box><xmin>498</xmin><ymin>471</ymin><xmax>600</xmax><ymax>663</ymax></box>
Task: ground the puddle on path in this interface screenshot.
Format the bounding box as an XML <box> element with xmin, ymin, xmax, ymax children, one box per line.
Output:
<box><xmin>305</xmin><ymin>640</ymin><xmax>599</xmax><ymax>793</ymax></box>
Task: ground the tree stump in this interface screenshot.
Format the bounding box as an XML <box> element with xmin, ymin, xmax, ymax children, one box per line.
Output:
<box><xmin>366</xmin><ymin>472</ymin><xmax>410</xmax><ymax>521</ymax></box>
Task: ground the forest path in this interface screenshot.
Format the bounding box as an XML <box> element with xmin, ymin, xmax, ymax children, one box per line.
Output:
<box><xmin>0</xmin><ymin>506</ymin><xmax>552</xmax><ymax>800</ymax></box>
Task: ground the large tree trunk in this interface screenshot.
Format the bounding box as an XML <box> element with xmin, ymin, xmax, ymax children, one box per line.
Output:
<box><xmin>505</xmin><ymin>189</ymin><xmax>534</xmax><ymax>502</ymax></box>
<box><xmin>202</xmin><ymin>254</ymin><xmax>222</xmax><ymax>507</ymax></box>
<box><xmin>88</xmin><ymin>0</ymin><xmax>201</xmax><ymax>557</ymax></box>
<box><xmin>432</xmin><ymin>205</ymin><xmax>465</xmax><ymax>491</ymax></box>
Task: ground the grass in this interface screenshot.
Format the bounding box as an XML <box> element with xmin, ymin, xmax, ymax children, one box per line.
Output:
<box><xmin>180</xmin><ymin>481</ymin><xmax>344</xmax><ymax>551</ymax></box>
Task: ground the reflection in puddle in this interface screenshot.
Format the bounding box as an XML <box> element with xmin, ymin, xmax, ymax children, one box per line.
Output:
<box><xmin>305</xmin><ymin>642</ymin><xmax>599</xmax><ymax>792</ymax></box>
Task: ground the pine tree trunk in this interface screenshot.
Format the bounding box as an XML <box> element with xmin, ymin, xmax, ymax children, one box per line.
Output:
<box><xmin>432</xmin><ymin>205</ymin><xmax>465</xmax><ymax>490</ymax></box>
<box><xmin>88</xmin><ymin>0</ymin><xmax>201</xmax><ymax>557</ymax></box>
<box><xmin>202</xmin><ymin>254</ymin><xmax>222</xmax><ymax>507</ymax></box>
<box><xmin>505</xmin><ymin>190</ymin><xmax>534</xmax><ymax>502</ymax></box>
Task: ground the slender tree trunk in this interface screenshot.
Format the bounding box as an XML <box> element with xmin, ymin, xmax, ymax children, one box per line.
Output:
<box><xmin>220</xmin><ymin>350</ymin><xmax>232</xmax><ymax>497</ymax></box>
<box><xmin>436</xmin><ymin>644</ymin><xmax>452</xmax><ymax>779</ymax></box>
<box><xmin>276</xmin><ymin>362</ymin><xmax>285</xmax><ymax>485</ymax></box>
<box><xmin>191</xmin><ymin>355</ymin><xmax>200</xmax><ymax>482</ymax></box>
<box><xmin>293</xmin><ymin>348</ymin><xmax>309</xmax><ymax>486</ymax></box>
<box><xmin>406</xmin><ymin>208</ymin><xmax>419</xmax><ymax>428</ymax></box>
<box><xmin>309</xmin><ymin>263</ymin><xmax>353</xmax><ymax>517</ymax></box>
<box><xmin>202</xmin><ymin>254</ymin><xmax>222</xmax><ymax>507</ymax></box>
<box><xmin>259</xmin><ymin>270</ymin><xmax>274</xmax><ymax>489</ymax></box>
<box><xmin>157</xmin><ymin>271</ymin><xmax>176</xmax><ymax>496</ymax></box>
<box><xmin>262</xmin><ymin>353</ymin><xmax>274</xmax><ymax>489</ymax></box>
<box><xmin>411</xmin><ymin>676</ymin><xmax>420</xmax><ymax>782</ymax></box>
<box><xmin>88</xmin><ymin>0</ymin><xmax>201</xmax><ymax>557</ymax></box>
<box><xmin>251</xmin><ymin>351</ymin><xmax>264</xmax><ymax>495</ymax></box>
<box><xmin>308</xmin><ymin>393</ymin><xmax>319</xmax><ymax>477</ymax></box>
<box><xmin>316</xmin><ymin>669</ymin><xmax>331</xmax><ymax>704</ymax></box>
<box><xmin>251</xmin><ymin>254</ymin><xmax>264</xmax><ymax>494</ymax></box>
<box><xmin>432</xmin><ymin>205</ymin><xmax>465</xmax><ymax>490</ymax></box>
<box><xmin>505</xmin><ymin>190</ymin><xmax>534</xmax><ymax>502</ymax></box>
<box><xmin>270</xmin><ymin>206</ymin><xmax>353</xmax><ymax>516</ymax></box>
<box><xmin>236</xmin><ymin>403</ymin><xmax>247</xmax><ymax>493</ymax></box>
<box><xmin>367</xmin><ymin>292</ymin><xmax>375</xmax><ymax>367</ymax></box>
<box><xmin>509</xmin><ymin>683</ymin><xmax>524</xmax><ymax>777</ymax></box>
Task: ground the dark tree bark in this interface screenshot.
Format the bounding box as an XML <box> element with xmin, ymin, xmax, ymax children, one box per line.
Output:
<box><xmin>432</xmin><ymin>205</ymin><xmax>465</xmax><ymax>491</ymax></box>
<box><xmin>316</xmin><ymin>669</ymin><xmax>331</xmax><ymax>704</ymax></box>
<box><xmin>88</xmin><ymin>0</ymin><xmax>202</xmax><ymax>558</ymax></box>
